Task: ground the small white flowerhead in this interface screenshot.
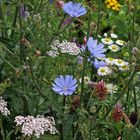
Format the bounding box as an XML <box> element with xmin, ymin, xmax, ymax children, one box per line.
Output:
<box><xmin>119</xmin><ymin>62</ymin><xmax>129</xmax><ymax>71</ymax></box>
<box><xmin>60</xmin><ymin>41</ymin><xmax>81</xmax><ymax>55</ymax></box>
<box><xmin>0</xmin><ymin>97</ymin><xmax>10</xmax><ymax>116</ymax></box>
<box><xmin>106</xmin><ymin>83</ymin><xmax>117</xmax><ymax>93</ymax></box>
<box><xmin>103</xmin><ymin>33</ymin><xmax>108</xmax><ymax>37</ymax></box>
<box><xmin>105</xmin><ymin>58</ymin><xmax>115</xmax><ymax>65</ymax></box>
<box><xmin>46</xmin><ymin>50</ymin><xmax>59</xmax><ymax>58</ymax></box>
<box><xmin>110</xmin><ymin>33</ymin><xmax>118</xmax><ymax>39</ymax></box>
<box><xmin>116</xmin><ymin>40</ymin><xmax>126</xmax><ymax>46</ymax></box>
<box><xmin>97</xmin><ymin>66</ymin><xmax>112</xmax><ymax>76</ymax></box>
<box><xmin>101</xmin><ymin>38</ymin><xmax>113</xmax><ymax>45</ymax></box>
<box><xmin>114</xmin><ymin>59</ymin><xmax>126</xmax><ymax>67</ymax></box>
<box><xmin>108</xmin><ymin>44</ymin><xmax>120</xmax><ymax>52</ymax></box>
<box><xmin>79</xmin><ymin>76</ymin><xmax>90</xmax><ymax>85</ymax></box>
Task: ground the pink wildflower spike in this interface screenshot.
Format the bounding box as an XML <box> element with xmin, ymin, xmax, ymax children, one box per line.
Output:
<box><xmin>112</xmin><ymin>104</ymin><xmax>123</xmax><ymax>122</ymax></box>
<box><xmin>94</xmin><ymin>80</ymin><xmax>108</xmax><ymax>100</ymax></box>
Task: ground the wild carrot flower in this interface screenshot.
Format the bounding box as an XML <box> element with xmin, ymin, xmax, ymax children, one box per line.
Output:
<box><xmin>0</xmin><ymin>97</ymin><xmax>10</xmax><ymax>116</ymax></box>
<box><xmin>112</xmin><ymin>104</ymin><xmax>123</xmax><ymax>122</ymax></box>
<box><xmin>52</xmin><ymin>75</ymin><xmax>78</xmax><ymax>96</ymax></box>
<box><xmin>14</xmin><ymin>115</ymin><xmax>57</xmax><ymax>138</ymax></box>
<box><xmin>94</xmin><ymin>80</ymin><xmax>108</xmax><ymax>100</ymax></box>
<box><xmin>62</xmin><ymin>2</ymin><xmax>87</xmax><ymax>17</ymax></box>
<box><xmin>87</xmin><ymin>37</ymin><xmax>106</xmax><ymax>58</ymax></box>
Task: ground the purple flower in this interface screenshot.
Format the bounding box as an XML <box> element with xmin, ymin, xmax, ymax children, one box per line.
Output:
<box><xmin>93</xmin><ymin>59</ymin><xmax>107</xmax><ymax>69</ymax></box>
<box><xmin>52</xmin><ymin>75</ymin><xmax>78</xmax><ymax>96</ymax></box>
<box><xmin>77</xmin><ymin>56</ymin><xmax>83</xmax><ymax>64</ymax></box>
<box><xmin>87</xmin><ymin>37</ymin><xmax>106</xmax><ymax>58</ymax></box>
<box><xmin>49</xmin><ymin>0</ymin><xmax>53</xmax><ymax>4</ymax></box>
<box><xmin>20</xmin><ymin>4</ymin><xmax>29</xmax><ymax>20</ymax></box>
<box><xmin>62</xmin><ymin>2</ymin><xmax>87</xmax><ymax>17</ymax></box>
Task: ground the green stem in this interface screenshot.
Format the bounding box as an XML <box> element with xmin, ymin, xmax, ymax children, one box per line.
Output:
<box><xmin>28</xmin><ymin>60</ymin><xmax>46</xmax><ymax>97</ymax></box>
<box><xmin>0</xmin><ymin>117</ymin><xmax>6</xmax><ymax>140</ymax></box>
<box><xmin>19</xmin><ymin>1</ymin><xmax>24</xmax><ymax>61</ymax></box>
<box><xmin>96</xmin><ymin>0</ymin><xmax>101</xmax><ymax>35</ymax></box>
<box><xmin>80</xmin><ymin>10</ymin><xmax>91</xmax><ymax>105</ymax></box>
<box><xmin>133</xmin><ymin>86</ymin><xmax>137</xmax><ymax>113</ymax></box>
<box><xmin>0</xmin><ymin>54</ymin><xmax>16</xmax><ymax>71</ymax></box>
<box><xmin>0</xmin><ymin>3</ymin><xmax>8</xmax><ymax>37</ymax></box>
<box><xmin>10</xmin><ymin>6</ymin><xmax>19</xmax><ymax>39</ymax></box>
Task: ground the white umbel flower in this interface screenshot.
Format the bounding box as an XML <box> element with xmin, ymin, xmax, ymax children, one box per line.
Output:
<box><xmin>0</xmin><ymin>97</ymin><xmax>10</xmax><ymax>116</ymax></box>
<box><xmin>108</xmin><ymin>44</ymin><xmax>120</xmax><ymax>52</ymax></box>
<box><xmin>59</xmin><ymin>41</ymin><xmax>81</xmax><ymax>55</ymax></box>
<box><xmin>46</xmin><ymin>50</ymin><xmax>59</xmax><ymax>58</ymax></box>
<box><xmin>101</xmin><ymin>38</ymin><xmax>113</xmax><ymax>45</ymax></box>
<box><xmin>14</xmin><ymin>115</ymin><xmax>58</xmax><ymax>139</ymax></box>
<box><xmin>97</xmin><ymin>66</ymin><xmax>112</xmax><ymax>76</ymax></box>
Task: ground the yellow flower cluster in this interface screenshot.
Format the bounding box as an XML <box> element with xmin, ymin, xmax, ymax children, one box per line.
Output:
<box><xmin>105</xmin><ymin>0</ymin><xmax>121</xmax><ymax>11</ymax></box>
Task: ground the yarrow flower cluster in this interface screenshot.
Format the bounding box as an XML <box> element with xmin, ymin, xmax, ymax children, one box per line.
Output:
<box><xmin>62</xmin><ymin>2</ymin><xmax>87</xmax><ymax>17</ymax></box>
<box><xmin>47</xmin><ymin>40</ymin><xmax>81</xmax><ymax>57</ymax></box>
<box><xmin>52</xmin><ymin>75</ymin><xmax>78</xmax><ymax>96</ymax></box>
<box><xmin>105</xmin><ymin>0</ymin><xmax>121</xmax><ymax>11</ymax></box>
<box><xmin>0</xmin><ymin>96</ymin><xmax>10</xmax><ymax>116</ymax></box>
<box><xmin>14</xmin><ymin>115</ymin><xmax>57</xmax><ymax>138</ymax></box>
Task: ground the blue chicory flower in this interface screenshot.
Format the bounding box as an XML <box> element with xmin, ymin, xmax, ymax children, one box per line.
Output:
<box><xmin>87</xmin><ymin>37</ymin><xmax>106</xmax><ymax>58</ymax></box>
<box><xmin>62</xmin><ymin>2</ymin><xmax>87</xmax><ymax>17</ymax></box>
<box><xmin>93</xmin><ymin>59</ymin><xmax>107</xmax><ymax>69</ymax></box>
<box><xmin>52</xmin><ymin>75</ymin><xmax>78</xmax><ymax>96</ymax></box>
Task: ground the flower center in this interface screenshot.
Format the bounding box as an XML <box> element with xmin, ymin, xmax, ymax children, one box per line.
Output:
<box><xmin>63</xmin><ymin>86</ymin><xmax>68</xmax><ymax>91</ymax></box>
<box><xmin>117</xmin><ymin>60</ymin><xmax>123</xmax><ymax>64</ymax></box>
<box><xmin>108</xmin><ymin>58</ymin><xmax>113</xmax><ymax>61</ymax></box>
<box><xmin>105</xmin><ymin>38</ymin><xmax>110</xmax><ymax>42</ymax></box>
<box><xmin>111</xmin><ymin>45</ymin><xmax>117</xmax><ymax>50</ymax></box>
<box><xmin>100</xmin><ymin>68</ymin><xmax>105</xmax><ymax>73</ymax></box>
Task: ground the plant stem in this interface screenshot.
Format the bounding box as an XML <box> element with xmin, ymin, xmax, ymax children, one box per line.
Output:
<box><xmin>0</xmin><ymin>54</ymin><xmax>16</xmax><ymax>71</ymax></box>
<box><xmin>10</xmin><ymin>6</ymin><xmax>19</xmax><ymax>39</ymax></box>
<box><xmin>96</xmin><ymin>0</ymin><xmax>101</xmax><ymax>35</ymax></box>
<box><xmin>0</xmin><ymin>117</ymin><xmax>6</xmax><ymax>140</ymax></box>
<box><xmin>80</xmin><ymin>9</ymin><xmax>91</xmax><ymax>105</ymax></box>
<box><xmin>133</xmin><ymin>86</ymin><xmax>137</xmax><ymax>113</ymax></box>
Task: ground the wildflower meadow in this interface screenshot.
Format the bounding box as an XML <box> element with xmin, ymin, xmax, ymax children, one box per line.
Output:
<box><xmin>0</xmin><ymin>0</ymin><xmax>140</xmax><ymax>140</ymax></box>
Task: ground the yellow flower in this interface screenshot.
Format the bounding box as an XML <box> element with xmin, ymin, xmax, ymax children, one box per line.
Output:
<box><xmin>105</xmin><ymin>0</ymin><xmax>121</xmax><ymax>11</ymax></box>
